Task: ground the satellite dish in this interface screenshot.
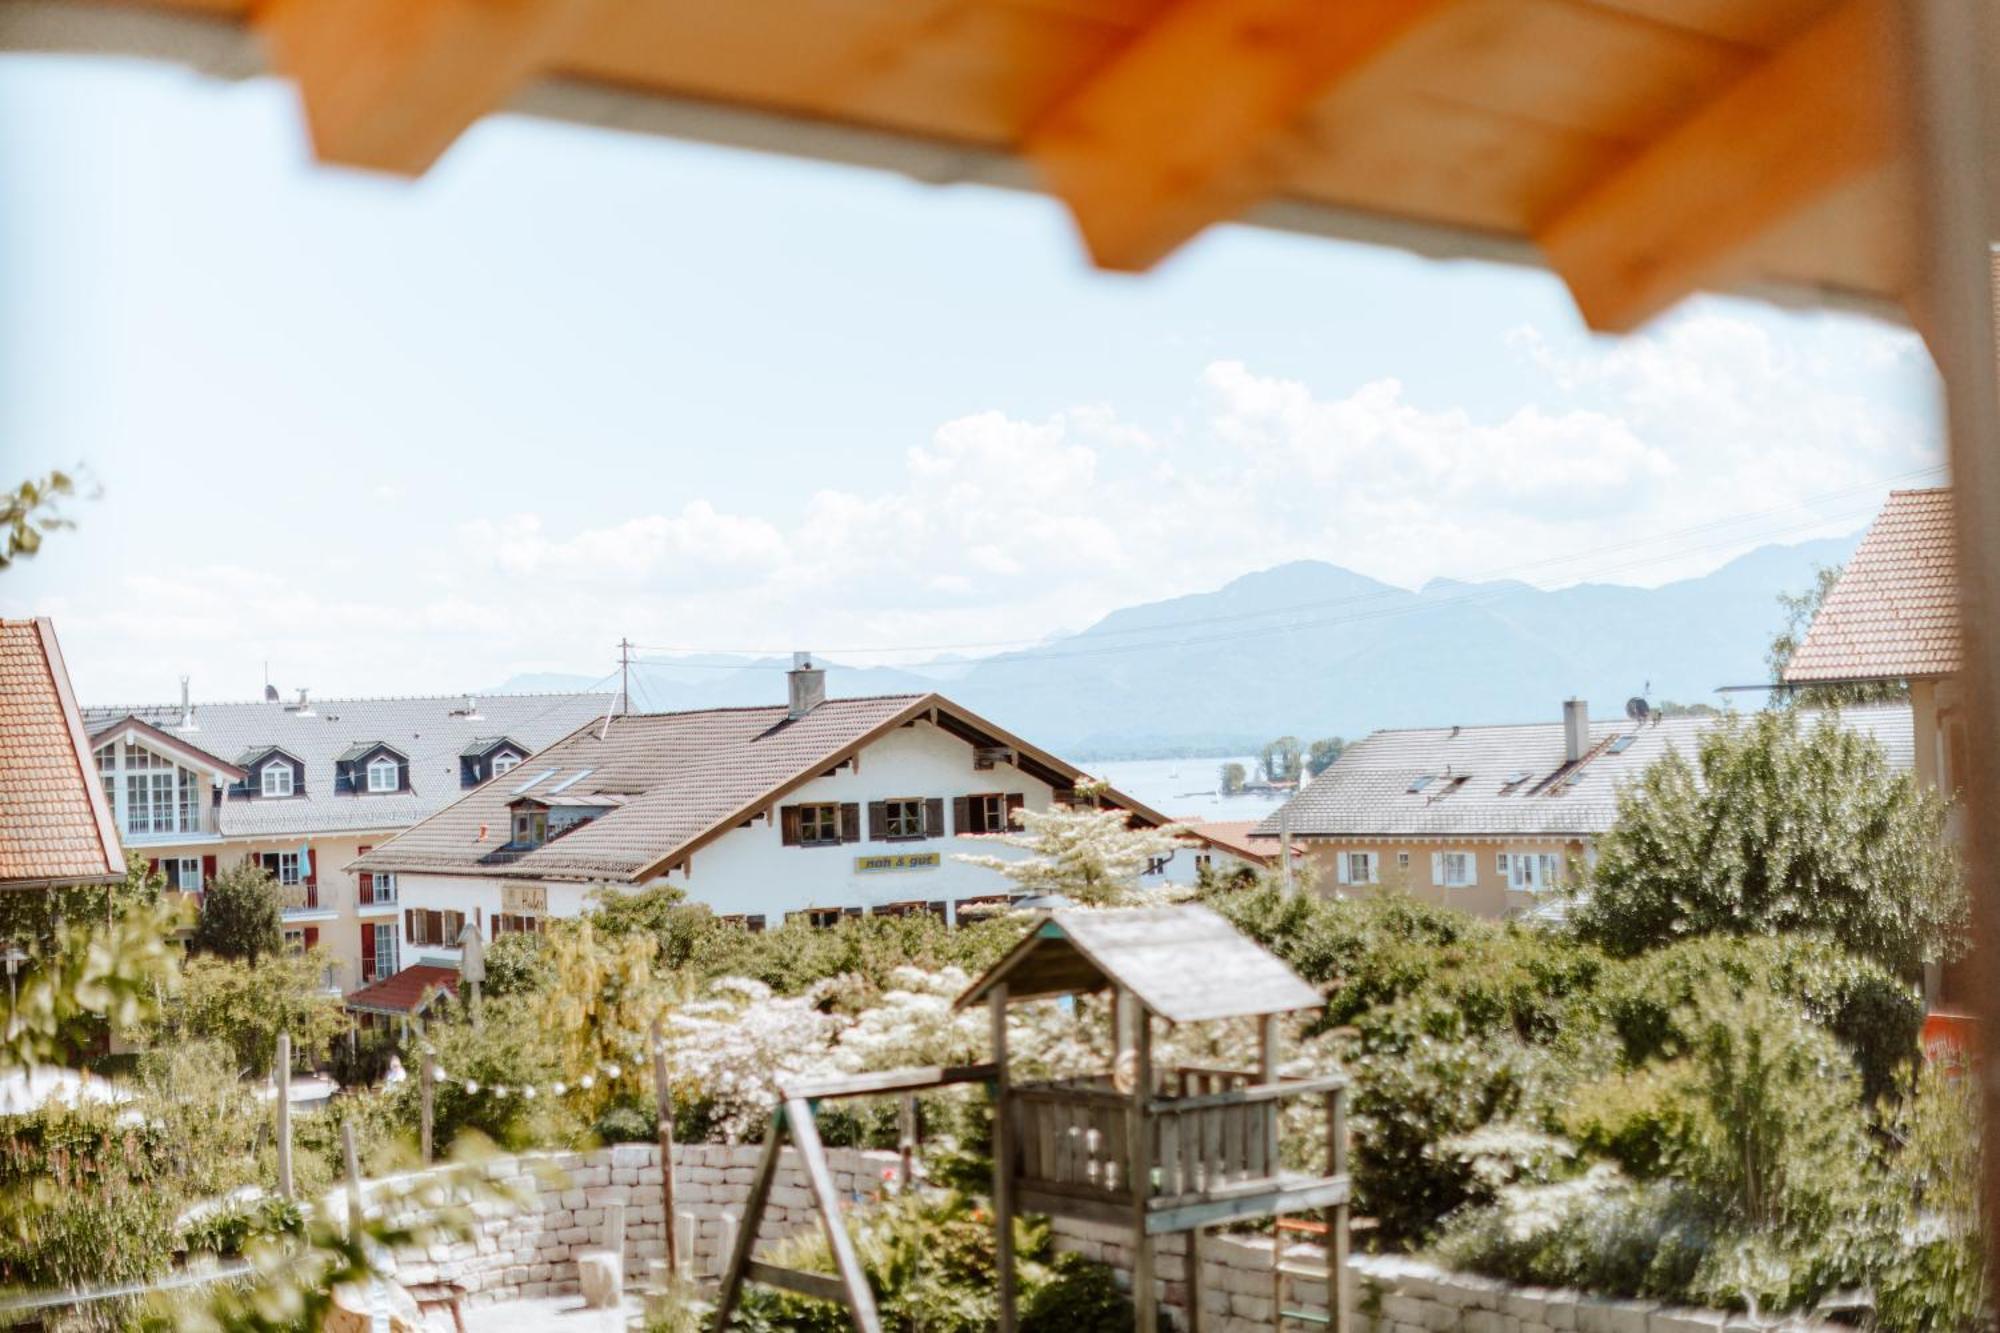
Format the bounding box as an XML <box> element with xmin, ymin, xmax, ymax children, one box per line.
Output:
<box><xmin>1625</xmin><ymin>696</ymin><xmax>1651</xmax><ymax>722</ymax></box>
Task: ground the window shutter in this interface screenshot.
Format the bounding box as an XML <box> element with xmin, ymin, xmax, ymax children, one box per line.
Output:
<box><xmin>146</xmin><ymin>858</ymin><xmax>160</xmax><ymax>881</ymax></box>
<box><xmin>1336</xmin><ymin>854</ymin><xmax>1350</xmax><ymax>885</ymax></box>
<box><xmin>952</xmin><ymin>797</ymin><xmax>970</xmax><ymax>835</ymax></box>
<box><xmin>201</xmin><ymin>854</ymin><xmax>216</xmax><ymax>885</ymax></box>
<box><xmin>780</xmin><ymin>805</ymin><xmax>802</xmax><ymax>846</ymax></box>
<box><xmin>924</xmin><ymin>798</ymin><xmax>945</xmax><ymax>838</ymax></box>
<box><xmin>359</xmin><ymin>872</ymin><xmax>374</xmax><ymax>905</ymax></box>
<box><xmin>360</xmin><ymin>924</ymin><xmax>375</xmax><ymax>978</ymax></box>
<box><xmin>304</xmin><ymin>927</ymin><xmax>319</xmax><ymax>950</ymax></box>
<box><xmin>867</xmin><ymin>801</ymin><xmax>887</xmax><ymax>841</ymax></box>
<box><xmin>1361</xmin><ymin>853</ymin><xmax>1375</xmax><ymax>883</ymax></box>
<box><xmin>839</xmin><ymin>803</ymin><xmax>861</xmax><ymax>843</ymax></box>
<box><xmin>404</xmin><ymin>908</ymin><xmax>415</xmax><ymax>941</ymax></box>
<box><xmin>1004</xmin><ymin>793</ymin><xmax>1026</xmax><ymax>828</ymax></box>
<box><xmin>492</xmin><ymin>914</ymin><xmax>500</xmax><ymax>940</ymax></box>
<box><xmin>1431</xmin><ymin>852</ymin><xmax>1443</xmax><ymax>887</ymax></box>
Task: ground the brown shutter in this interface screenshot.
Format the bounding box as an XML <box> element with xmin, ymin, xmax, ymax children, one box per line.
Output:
<box><xmin>780</xmin><ymin>805</ymin><xmax>802</xmax><ymax>846</ymax></box>
<box><xmin>924</xmin><ymin>798</ymin><xmax>945</xmax><ymax>838</ymax></box>
<box><xmin>201</xmin><ymin>854</ymin><xmax>217</xmax><ymax>885</ymax></box>
<box><xmin>146</xmin><ymin>858</ymin><xmax>160</xmax><ymax>881</ymax></box>
<box><xmin>359</xmin><ymin>872</ymin><xmax>373</xmax><ymax>906</ymax></box>
<box><xmin>360</xmin><ymin>923</ymin><xmax>376</xmax><ymax>979</ymax></box>
<box><xmin>953</xmin><ymin>796</ymin><xmax>970</xmax><ymax>835</ymax></box>
<box><xmin>839</xmin><ymin>803</ymin><xmax>861</xmax><ymax>843</ymax></box>
<box><xmin>867</xmin><ymin>801</ymin><xmax>886</xmax><ymax>841</ymax></box>
<box><xmin>404</xmin><ymin>908</ymin><xmax>415</xmax><ymax>942</ymax></box>
<box><xmin>1005</xmin><ymin>793</ymin><xmax>1025</xmax><ymax>828</ymax></box>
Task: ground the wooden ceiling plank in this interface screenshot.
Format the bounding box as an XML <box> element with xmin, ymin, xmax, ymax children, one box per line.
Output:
<box><xmin>1537</xmin><ymin>0</ymin><xmax>1908</xmax><ymax>333</ymax></box>
<box><xmin>1025</xmin><ymin>0</ymin><xmax>1456</xmax><ymax>272</ymax></box>
<box><xmin>258</xmin><ymin>0</ymin><xmax>594</xmax><ymax>175</ymax></box>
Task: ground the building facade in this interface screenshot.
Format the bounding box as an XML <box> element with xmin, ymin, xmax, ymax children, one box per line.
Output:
<box><xmin>353</xmin><ymin>659</ymin><xmax>1257</xmax><ymax>983</ymax></box>
<box><xmin>1260</xmin><ymin>697</ymin><xmax>1915</xmax><ymax>921</ymax></box>
<box><xmin>80</xmin><ymin>688</ymin><xmax>611</xmax><ymax>991</ymax></box>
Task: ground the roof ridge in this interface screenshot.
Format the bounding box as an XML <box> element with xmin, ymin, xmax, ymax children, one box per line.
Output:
<box><xmin>614</xmin><ymin>692</ymin><xmax>931</xmax><ymax>721</ymax></box>
<box><xmin>82</xmin><ymin>689</ymin><xmax>617</xmax><ymax>711</ymax></box>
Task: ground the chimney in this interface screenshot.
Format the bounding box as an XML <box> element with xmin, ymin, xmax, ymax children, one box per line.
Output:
<box><xmin>1562</xmin><ymin>698</ymin><xmax>1589</xmax><ymax>763</ymax></box>
<box><xmin>788</xmin><ymin>652</ymin><xmax>826</xmax><ymax>720</ymax></box>
<box><xmin>289</xmin><ymin>687</ymin><xmax>312</xmax><ymax>715</ymax></box>
<box><xmin>177</xmin><ymin>676</ymin><xmax>196</xmax><ymax>730</ymax></box>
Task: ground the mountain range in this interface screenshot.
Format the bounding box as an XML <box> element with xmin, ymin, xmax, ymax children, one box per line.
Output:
<box><xmin>496</xmin><ymin>535</ymin><xmax>1861</xmax><ymax>757</ymax></box>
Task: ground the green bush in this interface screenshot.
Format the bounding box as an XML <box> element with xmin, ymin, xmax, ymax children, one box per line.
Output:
<box><xmin>397</xmin><ymin>997</ymin><xmax>579</xmax><ymax>1152</ymax></box>
<box><xmin>690</xmin><ymin>912</ymin><xmax>1022</xmax><ymax>999</ymax></box>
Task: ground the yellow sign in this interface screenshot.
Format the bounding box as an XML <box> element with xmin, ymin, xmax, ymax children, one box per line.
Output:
<box><xmin>502</xmin><ymin>883</ymin><xmax>548</xmax><ymax>914</ymax></box>
<box><xmin>853</xmin><ymin>852</ymin><xmax>941</xmax><ymax>874</ymax></box>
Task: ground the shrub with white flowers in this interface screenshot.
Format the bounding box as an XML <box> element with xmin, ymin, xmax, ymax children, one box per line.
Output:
<box><xmin>663</xmin><ymin>976</ymin><xmax>847</xmax><ymax>1141</ymax></box>
<box><xmin>954</xmin><ymin>786</ymin><xmax>1195</xmax><ymax>907</ymax></box>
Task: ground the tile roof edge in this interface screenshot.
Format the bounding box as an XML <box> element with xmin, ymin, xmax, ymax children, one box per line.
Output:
<box><xmin>38</xmin><ymin>619</ymin><xmax>126</xmax><ymax>879</ymax></box>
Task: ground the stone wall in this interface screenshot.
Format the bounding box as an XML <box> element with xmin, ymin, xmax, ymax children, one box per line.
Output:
<box><xmin>357</xmin><ymin>1141</ymin><xmax>900</xmax><ymax>1306</ymax></box>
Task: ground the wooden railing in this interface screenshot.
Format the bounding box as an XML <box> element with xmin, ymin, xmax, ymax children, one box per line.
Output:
<box><xmin>1013</xmin><ymin>1080</ymin><xmax>1129</xmax><ymax>1197</ymax></box>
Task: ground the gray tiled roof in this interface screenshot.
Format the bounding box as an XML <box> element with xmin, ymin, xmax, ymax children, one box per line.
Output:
<box><xmin>1258</xmin><ymin>704</ymin><xmax>1915</xmax><ymax>840</ymax></box>
<box><xmin>82</xmin><ymin>693</ymin><xmax>612</xmax><ymax>839</ymax></box>
<box><xmin>352</xmin><ymin>695</ymin><xmax>935</xmax><ymax>882</ymax></box>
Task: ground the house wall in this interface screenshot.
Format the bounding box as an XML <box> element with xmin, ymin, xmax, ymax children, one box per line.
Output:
<box><xmin>1295</xmin><ymin>836</ymin><xmax>1590</xmax><ymax>920</ymax></box>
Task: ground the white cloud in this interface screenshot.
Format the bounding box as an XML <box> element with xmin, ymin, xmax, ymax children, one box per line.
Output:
<box><xmin>35</xmin><ymin>303</ymin><xmax>1942</xmax><ymax>697</ymax></box>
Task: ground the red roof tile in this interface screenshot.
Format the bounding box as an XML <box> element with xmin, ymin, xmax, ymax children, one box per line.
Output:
<box><xmin>0</xmin><ymin>619</ymin><xmax>124</xmax><ymax>887</ymax></box>
<box><xmin>1180</xmin><ymin>820</ymin><xmax>1286</xmax><ymax>866</ymax></box>
<box><xmin>1784</xmin><ymin>488</ymin><xmax>1959</xmax><ymax>683</ymax></box>
<box><xmin>343</xmin><ymin>964</ymin><xmax>460</xmax><ymax>1015</ymax></box>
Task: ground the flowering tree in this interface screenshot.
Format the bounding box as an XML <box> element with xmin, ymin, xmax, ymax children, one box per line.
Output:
<box><xmin>830</xmin><ymin>967</ymin><xmax>986</xmax><ymax>1073</ymax></box>
<box><xmin>662</xmin><ymin>977</ymin><xmax>846</xmax><ymax>1141</ymax></box>
<box><xmin>954</xmin><ymin>794</ymin><xmax>1194</xmax><ymax>907</ymax></box>
<box><xmin>544</xmin><ymin>918</ymin><xmax>673</xmax><ymax>1118</ymax></box>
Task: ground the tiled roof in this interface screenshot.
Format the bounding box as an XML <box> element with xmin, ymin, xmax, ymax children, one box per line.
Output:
<box><xmin>1783</xmin><ymin>488</ymin><xmax>1958</xmax><ymax>683</ymax></box>
<box><xmin>81</xmin><ymin>692</ymin><xmax>612</xmax><ymax>838</ymax></box>
<box><xmin>1258</xmin><ymin>704</ymin><xmax>1914</xmax><ymax>840</ymax></box>
<box><xmin>1180</xmin><ymin>820</ymin><xmax>1284</xmax><ymax>866</ymax></box>
<box><xmin>343</xmin><ymin>964</ymin><xmax>460</xmax><ymax>1015</ymax></box>
<box><xmin>354</xmin><ymin>693</ymin><xmax>1172</xmax><ymax>884</ymax></box>
<box><xmin>0</xmin><ymin>620</ymin><xmax>124</xmax><ymax>886</ymax></box>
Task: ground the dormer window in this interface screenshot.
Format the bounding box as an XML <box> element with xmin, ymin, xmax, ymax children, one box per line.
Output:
<box><xmin>511</xmin><ymin>809</ymin><xmax>547</xmax><ymax>847</ymax></box>
<box><xmin>262</xmin><ymin>763</ymin><xmax>294</xmax><ymax>798</ymax></box>
<box><xmin>492</xmin><ymin>752</ymin><xmax>521</xmax><ymax>776</ymax></box>
<box><xmin>367</xmin><ymin>756</ymin><xmax>399</xmax><ymax>792</ymax></box>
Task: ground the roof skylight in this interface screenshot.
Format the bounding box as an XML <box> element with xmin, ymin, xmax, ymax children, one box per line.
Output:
<box><xmin>1608</xmin><ymin>735</ymin><xmax>1637</xmax><ymax>753</ymax></box>
<box><xmin>1407</xmin><ymin>775</ymin><xmax>1435</xmax><ymax>793</ymax></box>
<box><xmin>548</xmin><ymin>768</ymin><xmax>595</xmax><ymax>794</ymax></box>
<box><xmin>512</xmin><ymin>768</ymin><xmax>558</xmax><ymax>794</ymax></box>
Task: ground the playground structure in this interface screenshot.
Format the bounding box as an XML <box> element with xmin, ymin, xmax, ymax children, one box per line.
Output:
<box><xmin>712</xmin><ymin>904</ymin><xmax>1350</xmax><ymax>1332</ymax></box>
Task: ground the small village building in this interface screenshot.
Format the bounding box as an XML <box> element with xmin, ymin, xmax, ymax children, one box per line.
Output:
<box><xmin>0</xmin><ymin>619</ymin><xmax>126</xmax><ymax>893</ymax></box>
<box><xmin>351</xmin><ymin>658</ymin><xmax>1258</xmax><ymax>979</ymax></box>
<box><xmin>79</xmin><ymin>689</ymin><xmax>610</xmax><ymax>992</ymax></box>
<box><xmin>1260</xmin><ymin>697</ymin><xmax>1915</xmax><ymax>920</ymax></box>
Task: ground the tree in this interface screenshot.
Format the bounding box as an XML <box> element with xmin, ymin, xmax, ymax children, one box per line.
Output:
<box><xmin>1260</xmin><ymin>736</ymin><xmax>1303</xmax><ymax>784</ymax></box>
<box><xmin>1767</xmin><ymin>565</ymin><xmax>1908</xmax><ymax>707</ymax></box>
<box><xmin>162</xmin><ymin>951</ymin><xmax>347</xmax><ymax>1077</ymax></box>
<box><xmin>584</xmin><ymin>882</ymin><xmax>717</xmax><ymax>971</ymax></box>
<box><xmin>1305</xmin><ymin>737</ymin><xmax>1346</xmax><ymax>777</ymax></box>
<box><xmin>1570</xmin><ymin>708</ymin><xmax>1966</xmax><ymax>976</ymax></box>
<box><xmin>0</xmin><ymin>469</ymin><xmax>87</xmax><ymax>570</ymax></box>
<box><xmin>1218</xmin><ymin>762</ymin><xmax>1247</xmax><ymax>795</ymax></box>
<box><xmin>191</xmin><ymin>862</ymin><xmax>283</xmax><ymax>965</ymax></box>
<box><xmin>954</xmin><ymin>793</ymin><xmax>1193</xmax><ymax>907</ymax></box>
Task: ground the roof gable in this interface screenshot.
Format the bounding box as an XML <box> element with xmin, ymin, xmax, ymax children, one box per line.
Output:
<box><xmin>0</xmin><ymin>620</ymin><xmax>125</xmax><ymax>887</ymax></box>
<box><xmin>957</xmin><ymin>905</ymin><xmax>1321</xmax><ymax>1024</ymax></box>
<box><xmin>335</xmin><ymin>740</ymin><xmax>408</xmax><ymax>765</ymax></box>
<box><xmin>88</xmin><ymin>715</ymin><xmax>247</xmax><ymax>780</ymax></box>
<box><xmin>1784</xmin><ymin>488</ymin><xmax>1959</xmax><ymax>683</ymax></box>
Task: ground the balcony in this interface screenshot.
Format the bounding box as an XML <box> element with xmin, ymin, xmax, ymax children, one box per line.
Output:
<box><xmin>279</xmin><ymin>880</ymin><xmax>339</xmax><ymax>923</ymax></box>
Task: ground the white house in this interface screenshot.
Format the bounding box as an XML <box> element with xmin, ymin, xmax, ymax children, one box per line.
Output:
<box><xmin>349</xmin><ymin>657</ymin><xmax>1259</xmax><ymax>1001</ymax></box>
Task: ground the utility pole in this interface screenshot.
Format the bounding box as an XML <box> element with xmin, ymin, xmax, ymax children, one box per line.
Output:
<box><xmin>619</xmin><ymin>637</ymin><xmax>632</xmax><ymax>715</ymax></box>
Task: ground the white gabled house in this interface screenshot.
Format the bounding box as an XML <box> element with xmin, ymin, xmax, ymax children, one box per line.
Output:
<box><xmin>349</xmin><ymin>657</ymin><xmax>1259</xmax><ymax>1004</ymax></box>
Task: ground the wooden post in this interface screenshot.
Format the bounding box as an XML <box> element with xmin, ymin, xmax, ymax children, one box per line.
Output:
<box><xmin>1327</xmin><ymin>1088</ymin><xmax>1350</xmax><ymax>1333</ymax></box>
<box><xmin>1901</xmin><ymin>0</ymin><xmax>2000</xmax><ymax>1305</ymax></box>
<box><xmin>989</xmin><ymin>984</ymin><xmax>1016</xmax><ymax>1333</ymax></box>
<box><xmin>712</xmin><ymin>1111</ymin><xmax>787</xmax><ymax>1332</ymax></box>
<box><xmin>896</xmin><ymin>1093</ymin><xmax>917</xmax><ymax>1190</ymax></box>
<box><xmin>652</xmin><ymin>1017</ymin><xmax>680</xmax><ymax>1276</ymax></box>
<box><xmin>787</xmin><ymin>1096</ymin><xmax>882</xmax><ymax>1333</ymax></box>
<box><xmin>1257</xmin><ymin>1013</ymin><xmax>1280</xmax><ymax>1083</ymax></box>
<box><xmin>342</xmin><ymin>1119</ymin><xmax>364</xmax><ymax>1239</ymax></box>
<box><xmin>420</xmin><ymin>1050</ymin><xmax>435</xmax><ymax>1166</ymax></box>
<box><xmin>1123</xmin><ymin>988</ymin><xmax>1156</xmax><ymax>1333</ymax></box>
<box><xmin>1186</xmin><ymin>1221</ymin><xmax>1206</xmax><ymax>1333</ymax></box>
<box><xmin>275</xmin><ymin>1032</ymin><xmax>293</xmax><ymax>1201</ymax></box>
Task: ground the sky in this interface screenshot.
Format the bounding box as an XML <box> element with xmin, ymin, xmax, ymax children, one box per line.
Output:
<box><xmin>0</xmin><ymin>52</ymin><xmax>1947</xmax><ymax>706</ymax></box>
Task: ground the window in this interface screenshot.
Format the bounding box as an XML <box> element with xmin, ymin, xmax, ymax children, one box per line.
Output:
<box><xmin>1608</xmin><ymin>735</ymin><xmax>1637</xmax><ymax>754</ymax></box>
<box><xmin>372</xmin><ymin>872</ymin><xmax>397</xmax><ymax>905</ymax></box>
<box><xmin>404</xmin><ymin>909</ymin><xmax>466</xmax><ymax>948</ymax></box>
<box><xmin>797</xmin><ymin>803</ymin><xmax>841</xmax><ymax>845</ymax></box>
<box><xmin>171</xmin><ymin>857</ymin><xmax>203</xmax><ymax>892</ymax></box>
<box><xmin>261</xmin><ymin>762</ymin><xmax>294</xmax><ymax>798</ymax></box>
<box><xmin>371</xmin><ymin>923</ymin><xmax>399</xmax><ymax>980</ymax></box>
<box><xmin>491</xmin><ymin>752</ymin><xmax>521</xmax><ymax>776</ymax></box>
<box><xmin>1435</xmin><ymin>851</ymin><xmax>1474</xmax><ymax>888</ymax></box>
<box><xmin>884</xmin><ymin>799</ymin><xmax>924</xmax><ymax>840</ymax></box>
<box><xmin>492</xmin><ymin>913</ymin><xmax>541</xmax><ymax>936</ymax></box>
<box><xmin>1397</xmin><ymin>851</ymin><xmax>1411</xmax><ymax>868</ymax></box>
<box><xmin>366</xmin><ymin>756</ymin><xmax>399</xmax><ymax>792</ymax></box>
<box><xmin>1506</xmin><ymin>853</ymin><xmax>1563</xmax><ymax>891</ymax></box>
<box><xmin>956</xmin><ymin>793</ymin><xmax>1023</xmax><ymax>835</ymax></box>
<box><xmin>283</xmin><ymin>929</ymin><xmax>304</xmax><ymax>953</ymax></box>
<box><xmin>257</xmin><ymin>851</ymin><xmax>303</xmax><ymax>885</ymax></box>
<box><xmin>1407</xmin><ymin>775</ymin><xmax>1435</xmax><ymax>793</ymax></box>
<box><xmin>510</xmin><ymin>809</ymin><xmax>548</xmax><ymax>847</ymax></box>
<box><xmin>1337</xmin><ymin>851</ymin><xmax>1378</xmax><ymax>885</ymax></box>
<box><xmin>1144</xmin><ymin>856</ymin><xmax>1169</xmax><ymax>877</ymax></box>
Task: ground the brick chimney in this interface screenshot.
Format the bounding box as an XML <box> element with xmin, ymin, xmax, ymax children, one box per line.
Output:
<box><xmin>788</xmin><ymin>652</ymin><xmax>826</xmax><ymax>720</ymax></box>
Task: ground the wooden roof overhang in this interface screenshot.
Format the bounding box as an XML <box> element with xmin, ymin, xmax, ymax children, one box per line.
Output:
<box><xmin>0</xmin><ymin>0</ymin><xmax>1960</xmax><ymax>336</ymax></box>
<box><xmin>957</xmin><ymin>904</ymin><xmax>1323</xmax><ymax>1023</ymax></box>
<box><xmin>87</xmin><ymin>714</ymin><xmax>250</xmax><ymax>782</ymax></box>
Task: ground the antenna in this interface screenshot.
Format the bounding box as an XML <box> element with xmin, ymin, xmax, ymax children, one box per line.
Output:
<box><xmin>619</xmin><ymin>637</ymin><xmax>632</xmax><ymax>716</ymax></box>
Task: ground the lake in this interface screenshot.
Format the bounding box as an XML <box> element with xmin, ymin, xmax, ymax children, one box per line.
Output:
<box><xmin>1084</xmin><ymin>755</ymin><xmax>1292</xmax><ymax>822</ymax></box>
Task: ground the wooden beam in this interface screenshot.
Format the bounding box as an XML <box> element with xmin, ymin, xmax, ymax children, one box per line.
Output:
<box><xmin>256</xmin><ymin>0</ymin><xmax>593</xmax><ymax>175</ymax></box>
<box><xmin>1539</xmin><ymin>0</ymin><xmax>1909</xmax><ymax>333</ymax></box>
<box><xmin>1026</xmin><ymin>0</ymin><xmax>1452</xmax><ymax>272</ymax></box>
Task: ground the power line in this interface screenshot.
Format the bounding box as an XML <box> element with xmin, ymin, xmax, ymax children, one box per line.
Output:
<box><xmin>625</xmin><ymin>463</ymin><xmax>1941</xmax><ymax>661</ymax></box>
